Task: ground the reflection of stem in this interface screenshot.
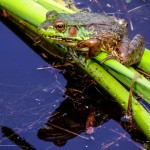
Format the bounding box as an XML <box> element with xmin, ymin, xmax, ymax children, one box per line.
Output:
<box><xmin>50</xmin><ymin>123</ymin><xmax>89</xmax><ymax>140</ymax></box>
<box><xmin>0</xmin><ymin>126</ymin><xmax>36</xmax><ymax>150</ymax></box>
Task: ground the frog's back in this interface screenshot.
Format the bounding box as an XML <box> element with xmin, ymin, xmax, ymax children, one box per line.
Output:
<box><xmin>60</xmin><ymin>13</ymin><xmax>109</xmax><ymax>23</ymax></box>
<box><xmin>59</xmin><ymin>12</ymin><xmax>126</xmax><ymax>34</ymax></box>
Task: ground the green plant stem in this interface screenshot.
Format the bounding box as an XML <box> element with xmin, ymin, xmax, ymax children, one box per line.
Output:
<box><xmin>95</xmin><ymin>53</ymin><xmax>150</xmax><ymax>105</ymax></box>
<box><xmin>35</xmin><ymin>0</ymin><xmax>75</xmax><ymax>13</ymax></box>
<box><xmin>138</xmin><ymin>49</ymin><xmax>150</xmax><ymax>73</ymax></box>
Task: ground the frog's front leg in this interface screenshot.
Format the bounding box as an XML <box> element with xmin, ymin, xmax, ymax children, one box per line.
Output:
<box><xmin>119</xmin><ymin>34</ymin><xmax>145</xmax><ymax>66</ymax></box>
<box><xmin>77</xmin><ymin>38</ymin><xmax>101</xmax><ymax>62</ymax></box>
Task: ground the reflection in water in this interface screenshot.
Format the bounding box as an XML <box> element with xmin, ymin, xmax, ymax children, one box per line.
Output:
<box><xmin>37</xmin><ymin>66</ymin><xmax>122</xmax><ymax>147</ymax></box>
<box><xmin>38</xmin><ymin>97</ymin><xmax>87</xmax><ymax>147</ymax></box>
<box><xmin>37</xmin><ymin>96</ymin><xmax>102</xmax><ymax>147</ymax></box>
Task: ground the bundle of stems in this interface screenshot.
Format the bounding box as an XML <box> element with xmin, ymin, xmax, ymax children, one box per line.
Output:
<box><xmin>0</xmin><ymin>0</ymin><xmax>150</xmax><ymax>139</ymax></box>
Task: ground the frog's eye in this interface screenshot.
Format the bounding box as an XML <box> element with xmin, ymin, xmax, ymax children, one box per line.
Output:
<box><xmin>54</xmin><ymin>21</ymin><xmax>66</xmax><ymax>32</ymax></box>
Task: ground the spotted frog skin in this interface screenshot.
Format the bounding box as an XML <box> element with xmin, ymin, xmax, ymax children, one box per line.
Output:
<box><xmin>38</xmin><ymin>10</ymin><xmax>145</xmax><ymax>65</ymax></box>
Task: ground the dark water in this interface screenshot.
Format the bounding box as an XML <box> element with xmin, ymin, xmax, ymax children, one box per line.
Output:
<box><xmin>0</xmin><ymin>0</ymin><xmax>150</xmax><ymax>150</ymax></box>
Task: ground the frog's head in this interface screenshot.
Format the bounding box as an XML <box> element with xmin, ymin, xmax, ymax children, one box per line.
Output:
<box><xmin>38</xmin><ymin>10</ymin><xmax>92</xmax><ymax>48</ymax></box>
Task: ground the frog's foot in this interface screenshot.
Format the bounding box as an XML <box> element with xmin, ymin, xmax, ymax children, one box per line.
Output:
<box><xmin>122</xmin><ymin>74</ymin><xmax>140</xmax><ymax>126</ymax></box>
<box><xmin>120</xmin><ymin>34</ymin><xmax>145</xmax><ymax>66</ymax></box>
<box><xmin>67</xmin><ymin>47</ymin><xmax>87</xmax><ymax>66</ymax></box>
<box><xmin>67</xmin><ymin>47</ymin><xmax>78</xmax><ymax>59</ymax></box>
<box><xmin>64</xmin><ymin>47</ymin><xmax>80</xmax><ymax>64</ymax></box>
<box><xmin>77</xmin><ymin>55</ymin><xmax>87</xmax><ymax>66</ymax></box>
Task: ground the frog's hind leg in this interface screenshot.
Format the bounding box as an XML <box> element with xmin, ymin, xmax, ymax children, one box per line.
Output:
<box><xmin>120</xmin><ymin>34</ymin><xmax>145</xmax><ymax>66</ymax></box>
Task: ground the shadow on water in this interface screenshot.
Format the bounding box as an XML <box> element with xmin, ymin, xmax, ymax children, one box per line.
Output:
<box><xmin>0</xmin><ymin>0</ymin><xmax>150</xmax><ymax>149</ymax></box>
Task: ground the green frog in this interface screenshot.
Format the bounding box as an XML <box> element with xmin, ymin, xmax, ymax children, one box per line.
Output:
<box><xmin>38</xmin><ymin>10</ymin><xmax>145</xmax><ymax>65</ymax></box>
